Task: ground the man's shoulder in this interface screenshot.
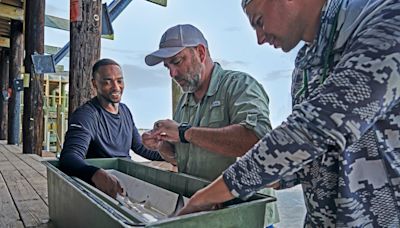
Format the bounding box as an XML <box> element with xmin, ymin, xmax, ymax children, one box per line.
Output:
<box><xmin>220</xmin><ymin>68</ymin><xmax>258</xmax><ymax>84</ymax></box>
<box><xmin>118</xmin><ymin>102</ymin><xmax>132</xmax><ymax>115</ymax></box>
<box><xmin>70</xmin><ymin>99</ymin><xmax>100</xmax><ymax>123</ymax></box>
<box><xmin>74</xmin><ymin>99</ymin><xmax>98</xmax><ymax>115</ymax></box>
<box><xmin>218</xmin><ymin>69</ymin><xmax>263</xmax><ymax>93</ymax></box>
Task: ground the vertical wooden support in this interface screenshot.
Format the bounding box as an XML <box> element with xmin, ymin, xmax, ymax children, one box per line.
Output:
<box><xmin>69</xmin><ymin>0</ymin><xmax>101</xmax><ymax>115</ymax></box>
<box><xmin>8</xmin><ymin>20</ymin><xmax>23</xmax><ymax>145</ymax></box>
<box><xmin>23</xmin><ymin>0</ymin><xmax>45</xmax><ymax>154</ymax></box>
<box><xmin>0</xmin><ymin>49</ymin><xmax>9</xmax><ymax>140</ymax></box>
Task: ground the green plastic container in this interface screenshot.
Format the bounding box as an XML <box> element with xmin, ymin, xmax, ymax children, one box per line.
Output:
<box><xmin>44</xmin><ymin>158</ymin><xmax>276</xmax><ymax>228</ymax></box>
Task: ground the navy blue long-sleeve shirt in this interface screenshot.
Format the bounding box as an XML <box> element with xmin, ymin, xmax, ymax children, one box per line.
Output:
<box><xmin>60</xmin><ymin>97</ymin><xmax>163</xmax><ymax>183</ymax></box>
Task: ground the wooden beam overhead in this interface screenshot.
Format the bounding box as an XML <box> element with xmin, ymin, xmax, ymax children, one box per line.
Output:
<box><xmin>0</xmin><ymin>36</ymin><xmax>10</xmax><ymax>48</ymax></box>
<box><xmin>45</xmin><ymin>15</ymin><xmax>69</xmax><ymax>31</ymax></box>
<box><xmin>0</xmin><ymin>3</ymin><xmax>23</xmax><ymax>21</ymax></box>
<box><xmin>0</xmin><ymin>0</ymin><xmax>23</xmax><ymax>8</ymax></box>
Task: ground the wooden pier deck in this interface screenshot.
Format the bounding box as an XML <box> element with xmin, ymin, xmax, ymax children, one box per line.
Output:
<box><xmin>0</xmin><ymin>141</ymin><xmax>52</xmax><ymax>227</ymax></box>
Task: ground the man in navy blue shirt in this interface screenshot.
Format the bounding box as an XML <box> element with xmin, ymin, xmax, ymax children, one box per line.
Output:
<box><xmin>60</xmin><ymin>58</ymin><xmax>163</xmax><ymax>198</ymax></box>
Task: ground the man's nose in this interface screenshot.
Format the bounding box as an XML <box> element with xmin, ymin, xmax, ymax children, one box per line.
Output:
<box><xmin>169</xmin><ymin>67</ymin><xmax>178</xmax><ymax>78</ymax></box>
<box><xmin>111</xmin><ymin>80</ymin><xmax>120</xmax><ymax>89</ymax></box>
<box><xmin>256</xmin><ymin>28</ymin><xmax>267</xmax><ymax>45</ymax></box>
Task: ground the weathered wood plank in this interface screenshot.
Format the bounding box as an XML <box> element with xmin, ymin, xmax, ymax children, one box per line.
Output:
<box><xmin>0</xmin><ymin>160</ymin><xmax>15</xmax><ymax>172</ymax></box>
<box><xmin>0</xmin><ymin>172</ymin><xmax>21</xmax><ymax>227</ymax></box>
<box><xmin>16</xmin><ymin>199</ymin><xmax>49</xmax><ymax>226</ymax></box>
<box><xmin>0</xmin><ymin>150</ymin><xmax>7</xmax><ymax>161</ymax></box>
<box><xmin>2</xmin><ymin>169</ymin><xmax>49</xmax><ymax>226</ymax></box>
<box><xmin>0</xmin><ymin>36</ymin><xmax>10</xmax><ymax>48</ymax></box>
<box><xmin>4</xmin><ymin>144</ymin><xmax>48</xmax><ymax>176</ymax></box>
<box><xmin>17</xmin><ymin>154</ymin><xmax>47</xmax><ymax>177</ymax></box>
<box><xmin>0</xmin><ymin>146</ymin><xmax>48</xmax><ymax>203</ymax></box>
<box><xmin>0</xmin><ymin>3</ymin><xmax>23</xmax><ymax>21</ymax></box>
<box><xmin>0</xmin><ymin>0</ymin><xmax>23</xmax><ymax>8</ymax></box>
<box><xmin>17</xmin><ymin>168</ymin><xmax>48</xmax><ymax>205</ymax></box>
<box><xmin>0</xmin><ymin>144</ymin><xmax>50</xmax><ymax>226</ymax></box>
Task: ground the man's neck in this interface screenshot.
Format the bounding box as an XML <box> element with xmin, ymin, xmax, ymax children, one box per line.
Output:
<box><xmin>193</xmin><ymin>62</ymin><xmax>214</xmax><ymax>103</ymax></box>
<box><xmin>303</xmin><ymin>0</ymin><xmax>326</xmax><ymax>43</ymax></box>
<box><xmin>97</xmin><ymin>97</ymin><xmax>119</xmax><ymax>114</ymax></box>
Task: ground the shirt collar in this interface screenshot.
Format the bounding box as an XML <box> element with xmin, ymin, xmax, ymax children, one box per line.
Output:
<box><xmin>205</xmin><ymin>62</ymin><xmax>224</xmax><ymax>97</ymax></box>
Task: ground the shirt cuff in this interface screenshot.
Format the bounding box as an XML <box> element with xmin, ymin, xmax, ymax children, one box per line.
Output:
<box><xmin>78</xmin><ymin>165</ymin><xmax>100</xmax><ymax>185</ymax></box>
<box><xmin>222</xmin><ymin>166</ymin><xmax>256</xmax><ymax>200</ymax></box>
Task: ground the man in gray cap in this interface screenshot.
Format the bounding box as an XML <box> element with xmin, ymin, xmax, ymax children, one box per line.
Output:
<box><xmin>178</xmin><ymin>0</ymin><xmax>400</xmax><ymax>227</ymax></box>
<box><xmin>142</xmin><ymin>24</ymin><xmax>279</xmax><ymax>226</ymax></box>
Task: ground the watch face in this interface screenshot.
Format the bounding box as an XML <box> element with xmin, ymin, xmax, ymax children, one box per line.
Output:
<box><xmin>178</xmin><ymin>123</ymin><xmax>191</xmax><ymax>143</ymax></box>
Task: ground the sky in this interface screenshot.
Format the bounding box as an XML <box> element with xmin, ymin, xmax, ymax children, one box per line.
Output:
<box><xmin>45</xmin><ymin>0</ymin><xmax>300</xmax><ymax>129</ymax></box>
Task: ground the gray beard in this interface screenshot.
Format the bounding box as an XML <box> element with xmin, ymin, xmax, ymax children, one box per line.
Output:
<box><xmin>181</xmin><ymin>73</ymin><xmax>200</xmax><ymax>93</ymax></box>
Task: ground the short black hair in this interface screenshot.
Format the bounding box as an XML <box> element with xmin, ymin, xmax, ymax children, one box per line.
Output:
<box><xmin>92</xmin><ymin>58</ymin><xmax>121</xmax><ymax>78</ymax></box>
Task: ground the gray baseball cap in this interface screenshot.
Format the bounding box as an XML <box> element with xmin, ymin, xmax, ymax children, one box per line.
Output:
<box><xmin>145</xmin><ymin>24</ymin><xmax>208</xmax><ymax>66</ymax></box>
<box><xmin>241</xmin><ymin>0</ymin><xmax>253</xmax><ymax>9</ymax></box>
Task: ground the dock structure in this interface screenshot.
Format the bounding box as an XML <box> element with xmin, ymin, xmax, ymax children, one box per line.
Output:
<box><xmin>0</xmin><ymin>0</ymin><xmax>169</xmax><ymax>227</ymax></box>
<box><xmin>0</xmin><ymin>140</ymin><xmax>51</xmax><ymax>227</ymax></box>
<box><xmin>0</xmin><ymin>0</ymin><xmax>169</xmax><ymax>155</ymax></box>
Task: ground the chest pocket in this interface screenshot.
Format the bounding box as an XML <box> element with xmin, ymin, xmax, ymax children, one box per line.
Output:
<box><xmin>202</xmin><ymin>100</ymin><xmax>226</xmax><ymax>127</ymax></box>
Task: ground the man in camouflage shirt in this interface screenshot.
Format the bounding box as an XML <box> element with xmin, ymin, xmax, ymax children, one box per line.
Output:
<box><xmin>178</xmin><ymin>0</ymin><xmax>400</xmax><ymax>227</ymax></box>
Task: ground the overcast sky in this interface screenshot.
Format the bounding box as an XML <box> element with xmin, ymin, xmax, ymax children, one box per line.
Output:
<box><xmin>45</xmin><ymin>0</ymin><xmax>299</xmax><ymax>129</ymax></box>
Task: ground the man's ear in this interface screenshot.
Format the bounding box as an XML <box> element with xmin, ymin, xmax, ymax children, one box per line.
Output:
<box><xmin>196</xmin><ymin>44</ymin><xmax>207</xmax><ymax>63</ymax></box>
<box><xmin>92</xmin><ymin>78</ymin><xmax>97</xmax><ymax>90</ymax></box>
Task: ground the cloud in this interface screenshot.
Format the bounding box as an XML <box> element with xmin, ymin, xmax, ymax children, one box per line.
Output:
<box><xmin>122</xmin><ymin>64</ymin><xmax>170</xmax><ymax>90</ymax></box>
<box><xmin>214</xmin><ymin>58</ymin><xmax>247</xmax><ymax>68</ymax></box>
<box><xmin>103</xmin><ymin>46</ymin><xmax>142</xmax><ymax>55</ymax></box>
<box><xmin>223</xmin><ymin>26</ymin><xmax>242</xmax><ymax>32</ymax></box>
<box><xmin>262</xmin><ymin>69</ymin><xmax>292</xmax><ymax>82</ymax></box>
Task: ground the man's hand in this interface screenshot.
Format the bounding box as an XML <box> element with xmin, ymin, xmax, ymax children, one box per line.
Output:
<box><xmin>142</xmin><ymin>128</ymin><xmax>177</xmax><ymax>165</ymax></box>
<box><xmin>266</xmin><ymin>181</ymin><xmax>280</xmax><ymax>190</ymax></box>
<box><xmin>91</xmin><ymin>169</ymin><xmax>124</xmax><ymax>199</ymax></box>
<box><xmin>177</xmin><ymin>176</ymin><xmax>234</xmax><ymax>216</ymax></box>
<box><xmin>142</xmin><ymin>130</ymin><xmax>162</xmax><ymax>150</ymax></box>
<box><xmin>177</xmin><ymin>189</ymin><xmax>218</xmax><ymax>216</ymax></box>
<box><xmin>152</xmin><ymin>119</ymin><xmax>180</xmax><ymax>143</ymax></box>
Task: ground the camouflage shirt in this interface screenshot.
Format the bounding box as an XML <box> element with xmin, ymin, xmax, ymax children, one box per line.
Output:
<box><xmin>224</xmin><ymin>0</ymin><xmax>400</xmax><ymax>227</ymax></box>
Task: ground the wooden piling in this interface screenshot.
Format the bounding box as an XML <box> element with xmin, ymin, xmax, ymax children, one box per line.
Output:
<box><xmin>23</xmin><ymin>0</ymin><xmax>45</xmax><ymax>155</ymax></box>
<box><xmin>69</xmin><ymin>0</ymin><xmax>102</xmax><ymax>115</ymax></box>
<box><xmin>0</xmin><ymin>49</ymin><xmax>9</xmax><ymax>140</ymax></box>
<box><xmin>8</xmin><ymin>20</ymin><xmax>23</xmax><ymax>145</ymax></box>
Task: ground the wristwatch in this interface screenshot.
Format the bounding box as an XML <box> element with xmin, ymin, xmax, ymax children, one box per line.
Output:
<box><xmin>178</xmin><ymin>122</ymin><xmax>192</xmax><ymax>143</ymax></box>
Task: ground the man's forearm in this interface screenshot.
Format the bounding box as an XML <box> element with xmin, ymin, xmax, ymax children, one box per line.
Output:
<box><xmin>184</xmin><ymin>124</ymin><xmax>259</xmax><ymax>157</ymax></box>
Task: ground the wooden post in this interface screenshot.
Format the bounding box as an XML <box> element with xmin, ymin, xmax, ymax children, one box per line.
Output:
<box><xmin>0</xmin><ymin>49</ymin><xmax>9</xmax><ymax>140</ymax></box>
<box><xmin>69</xmin><ymin>0</ymin><xmax>101</xmax><ymax>115</ymax></box>
<box><xmin>8</xmin><ymin>20</ymin><xmax>23</xmax><ymax>145</ymax></box>
<box><xmin>23</xmin><ymin>0</ymin><xmax>45</xmax><ymax>154</ymax></box>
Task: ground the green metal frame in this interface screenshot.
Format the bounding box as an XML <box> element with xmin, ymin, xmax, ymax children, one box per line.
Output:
<box><xmin>44</xmin><ymin>158</ymin><xmax>276</xmax><ymax>228</ymax></box>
